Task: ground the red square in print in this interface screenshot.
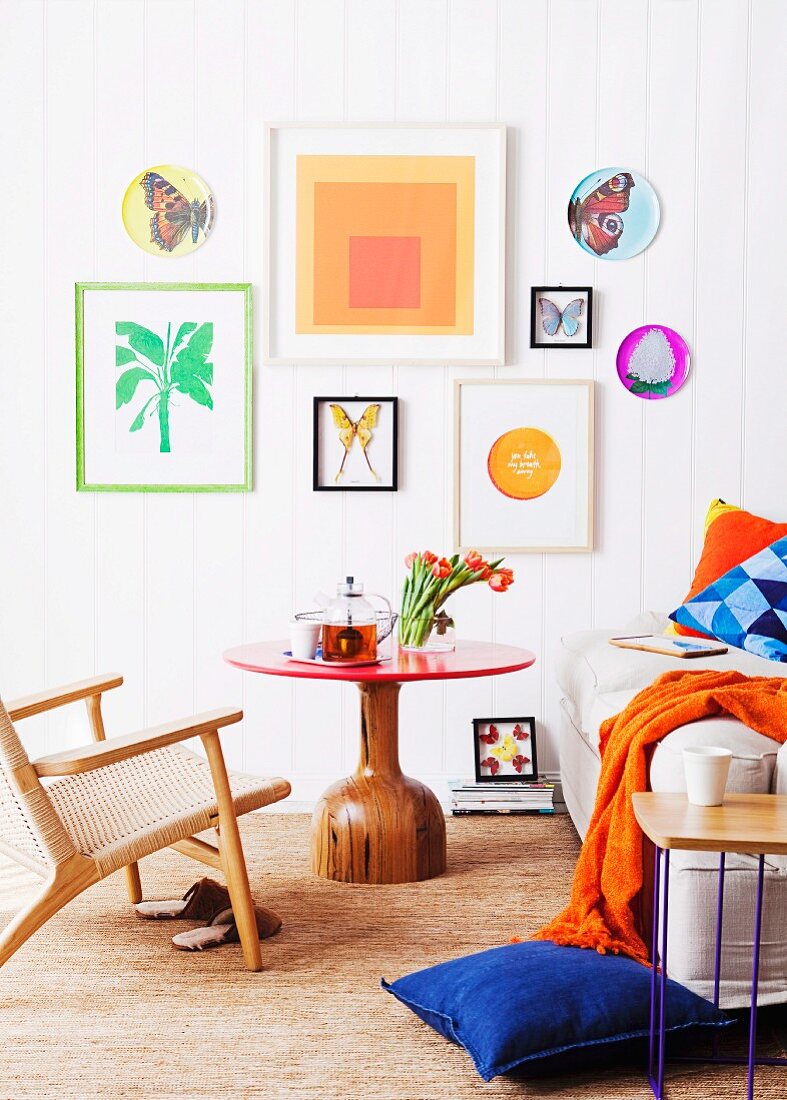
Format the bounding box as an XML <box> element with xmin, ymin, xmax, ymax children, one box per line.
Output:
<box><xmin>348</xmin><ymin>235</ymin><xmax>421</xmax><ymax>309</ymax></box>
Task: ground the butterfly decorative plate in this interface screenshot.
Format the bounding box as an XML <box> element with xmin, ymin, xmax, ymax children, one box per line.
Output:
<box><xmin>122</xmin><ymin>165</ymin><xmax>215</xmax><ymax>256</ymax></box>
<box><xmin>567</xmin><ymin>167</ymin><xmax>660</xmax><ymax>260</ymax></box>
<box><xmin>616</xmin><ymin>325</ymin><xmax>691</xmax><ymax>400</ymax></box>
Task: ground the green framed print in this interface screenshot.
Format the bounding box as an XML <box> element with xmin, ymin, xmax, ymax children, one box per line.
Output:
<box><xmin>76</xmin><ymin>283</ymin><xmax>252</xmax><ymax>492</ymax></box>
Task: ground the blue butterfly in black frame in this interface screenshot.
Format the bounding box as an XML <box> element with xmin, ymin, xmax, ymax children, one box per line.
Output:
<box><xmin>538</xmin><ymin>296</ymin><xmax>585</xmax><ymax>339</ymax></box>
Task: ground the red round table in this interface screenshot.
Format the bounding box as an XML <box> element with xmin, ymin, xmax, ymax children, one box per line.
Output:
<box><xmin>223</xmin><ymin>640</ymin><xmax>536</xmax><ymax>885</ymax></box>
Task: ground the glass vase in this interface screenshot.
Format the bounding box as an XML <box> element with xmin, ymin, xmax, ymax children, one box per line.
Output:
<box><xmin>398</xmin><ymin>612</ymin><xmax>456</xmax><ymax>653</ymax></box>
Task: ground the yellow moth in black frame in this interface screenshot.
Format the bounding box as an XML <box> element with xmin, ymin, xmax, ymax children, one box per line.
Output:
<box><xmin>329</xmin><ymin>402</ymin><xmax>381</xmax><ymax>483</ymax></box>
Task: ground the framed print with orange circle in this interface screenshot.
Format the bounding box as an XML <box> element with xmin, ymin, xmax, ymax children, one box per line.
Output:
<box><xmin>122</xmin><ymin>165</ymin><xmax>215</xmax><ymax>257</ymax></box>
<box><xmin>455</xmin><ymin>380</ymin><xmax>594</xmax><ymax>552</ymax></box>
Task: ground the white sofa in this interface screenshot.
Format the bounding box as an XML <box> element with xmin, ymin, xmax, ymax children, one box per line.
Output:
<box><xmin>557</xmin><ymin>612</ymin><xmax>787</xmax><ymax>1008</ymax></box>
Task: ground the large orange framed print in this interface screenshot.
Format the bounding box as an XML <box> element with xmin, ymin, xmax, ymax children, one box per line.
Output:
<box><xmin>454</xmin><ymin>380</ymin><xmax>594</xmax><ymax>552</ymax></box>
<box><xmin>266</xmin><ymin>124</ymin><xmax>506</xmax><ymax>365</ymax></box>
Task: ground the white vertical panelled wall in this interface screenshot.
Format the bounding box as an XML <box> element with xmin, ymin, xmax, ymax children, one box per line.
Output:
<box><xmin>0</xmin><ymin>0</ymin><xmax>785</xmax><ymax>806</ymax></box>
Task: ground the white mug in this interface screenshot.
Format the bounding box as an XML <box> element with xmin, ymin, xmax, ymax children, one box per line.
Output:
<box><xmin>683</xmin><ymin>746</ymin><xmax>733</xmax><ymax>807</ymax></box>
<box><xmin>288</xmin><ymin>620</ymin><xmax>321</xmax><ymax>661</ymax></box>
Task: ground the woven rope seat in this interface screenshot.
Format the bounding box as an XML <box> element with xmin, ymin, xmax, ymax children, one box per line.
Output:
<box><xmin>43</xmin><ymin>745</ymin><xmax>282</xmax><ymax>878</ymax></box>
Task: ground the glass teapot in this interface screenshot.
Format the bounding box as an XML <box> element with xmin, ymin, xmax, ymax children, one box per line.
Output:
<box><xmin>322</xmin><ymin>577</ymin><xmax>393</xmax><ymax>662</ymax></box>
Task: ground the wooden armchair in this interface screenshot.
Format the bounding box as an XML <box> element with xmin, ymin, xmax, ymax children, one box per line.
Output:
<box><xmin>0</xmin><ymin>675</ymin><xmax>290</xmax><ymax>971</ymax></box>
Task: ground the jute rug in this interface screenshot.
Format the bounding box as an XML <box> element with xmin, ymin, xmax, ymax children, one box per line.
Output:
<box><xmin>0</xmin><ymin>813</ymin><xmax>784</xmax><ymax>1099</ymax></box>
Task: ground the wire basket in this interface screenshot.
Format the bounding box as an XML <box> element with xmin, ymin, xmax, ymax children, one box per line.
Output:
<box><xmin>294</xmin><ymin>610</ymin><xmax>398</xmax><ymax>643</ymax></box>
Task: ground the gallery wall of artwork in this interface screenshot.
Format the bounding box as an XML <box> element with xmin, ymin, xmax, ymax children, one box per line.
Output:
<box><xmin>0</xmin><ymin>0</ymin><xmax>784</xmax><ymax>807</ymax></box>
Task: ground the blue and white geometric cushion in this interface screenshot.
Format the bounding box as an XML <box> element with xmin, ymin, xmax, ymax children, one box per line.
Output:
<box><xmin>670</xmin><ymin>536</ymin><xmax>787</xmax><ymax>663</ymax></box>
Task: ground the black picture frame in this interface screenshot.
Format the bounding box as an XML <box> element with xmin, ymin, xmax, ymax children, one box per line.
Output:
<box><xmin>473</xmin><ymin>716</ymin><xmax>538</xmax><ymax>782</ymax></box>
<box><xmin>313</xmin><ymin>396</ymin><xmax>399</xmax><ymax>492</ymax></box>
<box><xmin>530</xmin><ymin>286</ymin><xmax>593</xmax><ymax>349</ymax></box>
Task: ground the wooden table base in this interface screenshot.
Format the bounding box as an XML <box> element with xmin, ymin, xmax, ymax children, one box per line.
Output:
<box><xmin>310</xmin><ymin>681</ymin><xmax>447</xmax><ymax>884</ymax></box>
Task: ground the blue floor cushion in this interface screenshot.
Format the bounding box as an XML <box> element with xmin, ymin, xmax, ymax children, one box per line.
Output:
<box><xmin>382</xmin><ymin>940</ymin><xmax>731</xmax><ymax>1081</ymax></box>
<box><xmin>670</xmin><ymin>535</ymin><xmax>787</xmax><ymax>662</ymax></box>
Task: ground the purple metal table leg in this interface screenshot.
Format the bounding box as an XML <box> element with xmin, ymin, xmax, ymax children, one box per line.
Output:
<box><xmin>658</xmin><ymin>849</ymin><xmax>670</xmax><ymax>1100</ymax></box>
<box><xmin>747</xmin><ymin>855</ymin><xmax>766</xmax><ymax>1100</ymax></box>
<box><xmin>663</xmin><ymin>849</ymin><xmax>787</xmax><ymax>1088</ymax></box>
<box><xmin>713</xmin><ymin>853</ymin><xmax>726</xmax><ymax>1056</ymax></box>
<box><xmin>649</xmin><ymin>843</ymin><xmax>662</xmax><ymax>1085</ymax></box>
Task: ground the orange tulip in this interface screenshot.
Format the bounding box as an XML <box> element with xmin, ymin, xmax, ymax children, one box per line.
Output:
<box><xmin>432</xmin><ymin>557</ymin><xmax>452</xmax><ymax>579</ymax></box>
<box><xmin>488</xmin><ymin>569</ymin><xmax>514</xmax><ymax>591</ymax></box>
<box><xmin>463</xmin><ymin>550</ymin><xmax>487</xmax><ymax>572</ymax></box>
<box><xmin>422</xmin><ymin>551</ymin><xmax>438</xmax><ymax>566</ymax></box>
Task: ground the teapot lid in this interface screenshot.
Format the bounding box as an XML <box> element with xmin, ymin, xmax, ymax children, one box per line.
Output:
<box><xmin>337</xmin><ymin>575</ymin><xmax>364</xmax><ymax>596</ymax></box>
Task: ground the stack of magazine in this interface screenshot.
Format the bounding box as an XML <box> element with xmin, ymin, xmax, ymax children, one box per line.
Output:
<box><xmin>449</xmin><ymin>778</ymin><xmax>556</xmax><ymax>815</ymax></box>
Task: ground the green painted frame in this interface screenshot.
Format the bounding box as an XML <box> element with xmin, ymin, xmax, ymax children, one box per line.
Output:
<box><xmin>76</xmin><ymin>282</ymin><xmax>253</xmax><ymax>492</ymax></box>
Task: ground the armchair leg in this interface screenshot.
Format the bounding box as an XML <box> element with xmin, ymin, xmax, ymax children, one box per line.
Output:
<box><xmin>0</xmin><ymin>854</ymin><xmax>99</xmax><ymax>969</ymax></box>
<box><xmin>201</xmin><ymin>730</ymin><xmax>262</xmax><ymax>972</ymax></box>
<box><xmin>85</xmin><ymin>694</ymin><xmax>144</xmax><ymax>905</ymax></box>
<box><xmin>124</xmin><ymin>862</ymin><xmax>142</xmax><ymax>905</ymax></box>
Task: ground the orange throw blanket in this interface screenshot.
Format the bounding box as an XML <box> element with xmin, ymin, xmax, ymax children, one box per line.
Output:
<box><xmin>533</xmin><ymin>669</ymin><xmax>787</xmax><ymax>963</ymax></box>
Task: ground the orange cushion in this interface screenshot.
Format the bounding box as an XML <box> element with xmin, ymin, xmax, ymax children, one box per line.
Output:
<box><xmin>673</xmin><ymin>500</ymin><xmax>787</xmax><ymax>637</ymax></box>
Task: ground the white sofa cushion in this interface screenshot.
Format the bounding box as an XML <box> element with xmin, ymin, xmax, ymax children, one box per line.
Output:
<box><xmin>557</xmin><ymin>611</ymin><xmax>786</xmax><ymax>740</ymax></box>
<box><xmin>558</xmin><ymin>616</ymin><xmax>783</xmax><ymax>798</ymax></box>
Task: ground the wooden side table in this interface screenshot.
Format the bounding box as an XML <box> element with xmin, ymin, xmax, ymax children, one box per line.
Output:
<box><xmin>632</xmin><ymin>792</ymin><xmax>787</xmax><ymax>1100</ymax></box>
<box><xmin>224</xmin><ymin>640</ymin><xmax>535</xmax><ymax>885</ymax></box>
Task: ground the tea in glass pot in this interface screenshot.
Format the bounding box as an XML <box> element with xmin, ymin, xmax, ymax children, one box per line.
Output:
<box><xmin>322</xmin><ymin>577</ymin><xmax>391</xmax><ymax>662</ymax></box>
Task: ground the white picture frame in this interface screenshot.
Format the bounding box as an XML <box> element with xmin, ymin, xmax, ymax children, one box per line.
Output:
<box><xmin>265</xmin><ymin>123</ymin><xmax>506</xmax><ymax>366</ymax></box>
<box><xmin>454</xmin><ymin>379</ymin><xmax>594</xmax><ymax>553</ymax></box>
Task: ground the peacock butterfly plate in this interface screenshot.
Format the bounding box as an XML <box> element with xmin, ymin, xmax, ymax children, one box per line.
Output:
<box><xmin>616</xmin><ymin>325</ymin><xmax>691</xmax><ymax>400</ymax></box>
<box><xmin>122</xmin><ymin>164</ymin><xmax>215</xmax><ymax>257</ymax></box>
<box><xmin>568</xmin><ymin>167</ymin><xmax>660</xmax><ymax>260</ymax></box>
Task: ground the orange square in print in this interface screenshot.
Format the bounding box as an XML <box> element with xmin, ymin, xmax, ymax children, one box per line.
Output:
<box><xmin>349</xmin><ymin>236</ymin><xmax>421</xmax><ymax>309</ymax></box>
<box><xmin>312</xmin><ymin>181</ymin><xmax>457</xmax><ymax>327</ymax></box>
<box><xmin>295</xmin><ymin>155</ymin><xmax>475</xmax><ymax>336</ymax></box>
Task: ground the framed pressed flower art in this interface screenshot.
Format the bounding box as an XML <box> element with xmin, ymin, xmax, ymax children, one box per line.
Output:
<box><xmin>266</xmin><ymin>123</ymin><xmax>506</xmax><ymax>365</ymax></box>
<box><xmin>76</xmin><ymin>283</ymin><xmax>252</xmax><ymax>492</ymax></box>
<box><xmin>454</xmin><ymin>379</ymin><xmax>594</xmax><ymax>552</ymax></box>
<box><xmin>473</xmin><ymin>717</ymin><xmax>538</xmax><ymax>783</ymax></box>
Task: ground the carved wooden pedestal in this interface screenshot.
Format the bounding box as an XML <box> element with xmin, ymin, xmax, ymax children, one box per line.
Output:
<box><xmin>310</xmin><ymin>681</ymin><xmax>447</xmax><ymax>884</ymax></box>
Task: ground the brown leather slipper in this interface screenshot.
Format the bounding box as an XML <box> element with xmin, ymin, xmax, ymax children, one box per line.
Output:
<box><xmin>135</xmin><ymin>878</ymin><xmax>230</xmax><ymax>921</ymax></box>
<box><xmin>172</xmin><ymin>905</ymin><xmax>283</xmax><ymax>951</ymax></box>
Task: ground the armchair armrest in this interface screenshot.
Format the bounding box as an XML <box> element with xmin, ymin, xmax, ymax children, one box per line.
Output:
<box><xmin>7</xmin><ymin>674</ymin><xmax>124</xmax><ymax>722</ymax></box>
<box><xmin>32</xmin><ymin>707</ymin><xmax>242</xmax><ymax>777</ymax></box>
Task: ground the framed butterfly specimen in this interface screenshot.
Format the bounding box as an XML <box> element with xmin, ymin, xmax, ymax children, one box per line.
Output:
<box><xmin>313</xmin><ymin>396</ymin><xmax>398</xmax><ymax>491</ymax></box>
<box><xmin>122</xmin><ymin>164</ymin><xmax>215</xmax><ymax>257</ymax></box>
<box><xmin>530</xmin><ymin>286</ymin><xmax>593</xmax><ymax>349</ymax></box>
<box><xmin>473</xmin><ymin>717</ymin><xmax>537</xmax><ymax>782</ymax></box>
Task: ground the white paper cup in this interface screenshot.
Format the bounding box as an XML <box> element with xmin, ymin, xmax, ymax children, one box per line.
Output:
<box><xmin>288</xmin><ymin>620</ymin><xmax>321</xmax><ymax>661</ymax></box>
<box><xmin>682</xmin><ymin>746</ymin><xmax>733</xmax><ymax>807</ymax></box>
